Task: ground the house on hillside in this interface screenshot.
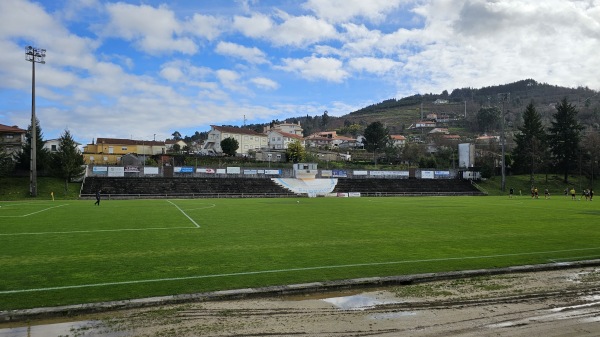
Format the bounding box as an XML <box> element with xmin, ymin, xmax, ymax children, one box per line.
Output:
<box><xmin>43</xmin><ymin>139</ymin><xmax>82</xmax><ymax>153</ymax></box>
<box><xmin>263</xmin><ymin>121</ymin><xmax>303</xmax><ymax>136</ymax></box>
<box><xmin>390</xmin><ymin>135</ymin><xmax>406</xmax><ymax>148</ymax></box>
<box><xmin>201</xmin><ymin>125</ymin><xmax>268</xmax><ymax>155</ymax></box>
<box><xmin>305</xmin><ymin>131</ymin><xmax>357</xmax><ymax>149</ymax></box>
<box><xmin>165</xmin><ymin>139</ymin><xmax>188</xmax><ymax>153</ymax></box>
<box><xmin>267</xmin><ymin>130</ymin><xmax>305</xmax><ymax>150</ymax></box>
<box><xmin>0</xmin><ymin>124</ymin><xmax>26</xmax><ymax>157</ymax></box>
<box><xmin>83</xmin><ymin>138</ymin><xmax>166</xmax><ymax>164</ymax></box>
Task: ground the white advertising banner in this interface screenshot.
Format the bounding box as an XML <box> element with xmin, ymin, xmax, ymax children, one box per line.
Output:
<box><xmin>107</xmin><ymin>166</ymin><xmax>125</xmax><ymax>177</ymax></box>
<box><xmin>421</xmin><ymin>170</ymin><xmax>434</xmax><ymax>179</ymax></box>
<box><xmin>144</xmin><ymin>166</ymin><xmax>159</xmax><ymax>175</ymax></box>
<box><xmin>353</xmin><ymin>170</ymin><xmax>368</xmax><ymax>176</ymax></box>
<box><xmin>370</xmin><ymin>171</ymin><xmax>409</xmax><ymax>177</ymax></box>
<box><xmin>264</xmin><ymin>169</ymin><xmax>281</xmax><ymax>175</ymax></box>
<box><xmin>227</xmin><ymin>167</ymin><xmax>241</xmax><ymax>174</ymax></box>
<box><xmin>348</xmin><ymin>192</ymin><xmax>361</xmax><ymax>197</ymax></box>
<box><xmin>196</xmin><ymin>168</ymin><xmax>215</xmax><ymax>174</ymax></box>
<box><xmin>92</xmin><ymin>166</ymin><xmax>108</xmax><ymax>173</ymax></box>
<box><xmin>321</xmin><ymin>170</ymin><xmax>332</xmax><ymax>177</ymax></box>
<box><xmin>216</xmin><ymin>168</ymin><xmax>227</xmax><ymax>174</ymax></box>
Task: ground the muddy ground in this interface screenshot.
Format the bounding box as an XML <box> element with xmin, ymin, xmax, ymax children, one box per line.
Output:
<box><xmin>1</xmin><ymin>266</ymin><xmax>600</xmax><ymax>336</ymax></box>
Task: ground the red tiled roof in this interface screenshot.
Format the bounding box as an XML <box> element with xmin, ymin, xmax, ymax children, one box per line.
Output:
<box><xmin>95</xmin><ymin>138</ymin><xmax>165</xmax><ymax>146</ymax></box>
<box><xmin>0</xmin><ymin>124</ymin><xmax>26</xmax><ymax>133</ymax></box>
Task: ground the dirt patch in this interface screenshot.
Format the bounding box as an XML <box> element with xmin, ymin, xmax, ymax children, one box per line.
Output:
<box><xmin>3</xmin><ymin>267</ymin><xmax>600</xmax><ymax>336</ymax></box>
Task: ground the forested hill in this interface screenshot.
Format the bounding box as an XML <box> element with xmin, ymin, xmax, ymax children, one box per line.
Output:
<box><xmin>282</xmin><ymin>79</ymin><xmax>600</xmax><ymax>137</ymax></box>
<box><xmin>352</xmin><ymin>79</ymin><xmax>597</xmax><ymax>115</ymax></box>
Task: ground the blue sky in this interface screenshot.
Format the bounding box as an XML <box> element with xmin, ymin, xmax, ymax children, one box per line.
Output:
<box><xmin>1</xmin><ymin>0</ymin><xmax>600</xmax><ymax>143</ymax></box>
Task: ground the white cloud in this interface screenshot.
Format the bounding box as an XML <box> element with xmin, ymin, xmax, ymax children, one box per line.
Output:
<box><xmin>251</xmin><ymin>77</ymin><xmax>279</xmax><ymax>90</ymax></box>
<box><xmin>303</xmin><ymin>0</ymin><xmax>404</xmax><ymax>23</ymax></box>
<box><xmin>232</xmin><ymin>13</ymin><xmax>273</xmax><ymax>38</ymax></box>
<box><xmin>103</xmin><ymin>3</ymin><xmax>197</xmax><ymax>55</ymax></box>
<box><xmin>349</xmin><ymin>57</ymin><xmax>400</xmax><ymax>75</ymax></box>
<box><xmin>277</xmin><ymin>57</ymin><xmax>349</xmax><ymax>82</ymax></box>
<box><xmin>215</xmin><ymin>41</ymin><xmax>268</xmax><ymax>64</ymax></box>
<box><xmin>233</xmin><ymin>12</ymin><xmax>337</xmax><ymax>47</ymax></box>
<box><xmin>186</xmin><ymin>13</ymin><xmax>226</xmax><ymax>41</ymax></box>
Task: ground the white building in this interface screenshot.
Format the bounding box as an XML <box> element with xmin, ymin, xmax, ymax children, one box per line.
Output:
<box><xmin>202</xmin><ymin>125</ymin><xmax>268</xmax><ymax>155</ymax></box>
<box><xmin>267</xmin><ymin>130</ymin><xmax>305</xmax><ymax>150</ymax></box>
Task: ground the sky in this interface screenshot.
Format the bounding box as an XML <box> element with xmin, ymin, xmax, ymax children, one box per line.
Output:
<box><xmin>1</xmin><ymin>0</ymin><xmax>600</xmax><ymax>144</ymax></box>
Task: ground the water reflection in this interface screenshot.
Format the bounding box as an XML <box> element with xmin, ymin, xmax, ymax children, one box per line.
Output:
<box><xmin>323</xmin><ymin>294</ymin><xmax>400</xmax><ymax>310</ymax></box>
<box><xmin>0</xmin><ymin>320</ymin><xmax>126</xmax><ymax>337</ymax></box>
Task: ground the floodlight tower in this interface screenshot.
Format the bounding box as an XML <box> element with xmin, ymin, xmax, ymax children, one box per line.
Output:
<box><xmin>25</xmin><ymin>46</ymin><xmax>46</xmax><ymax>197</ymax></box>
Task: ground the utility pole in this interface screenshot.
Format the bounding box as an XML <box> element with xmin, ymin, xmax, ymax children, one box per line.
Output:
<box><xmin>25</xmin><ymin>46</ymin><xmax>46</xmax><ymax>197</ymax></box>
<box><xmin>498</xmin><ymin>93</ymin><xmax>510</xmax><ymax>192</ymax></box>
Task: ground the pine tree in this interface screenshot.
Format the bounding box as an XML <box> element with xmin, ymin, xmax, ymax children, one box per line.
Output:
<box><xmin>512</xmin><ymin>102</ymin><xmax>547</xmax><ymax>183</ymax></box>
<box><xmin>14</xmin><ymin>118</ymin><xmax>50</xmax><ymax>173</ymax></box>
<box><xmin>51</xmin><ymin>129</ymin><xmax>85</xmax><ymax>194</ymax></box>
<box><xmin>363</xmin><ymin>121</ymin><xmax>390</xmax><ymax>165</ymax></box>
<box><xmin>548</xmin><ymin>98</ymin><xmax>584</xmax><ymax>183</ymax></box>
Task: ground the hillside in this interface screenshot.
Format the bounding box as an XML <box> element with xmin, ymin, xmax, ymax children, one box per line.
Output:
<box><xmin>285</xmin><ymin>79</ymin><xmax>600</xmax><ymax>137</ymax></box>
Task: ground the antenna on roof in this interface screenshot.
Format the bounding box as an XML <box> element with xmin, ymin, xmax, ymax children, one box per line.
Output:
<box><xmin>243</xmin><ymin>115</ymin><xmax>246</xmax><ymax>127</ymax></box>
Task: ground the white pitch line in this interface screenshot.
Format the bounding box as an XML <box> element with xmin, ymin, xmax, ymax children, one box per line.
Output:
<box><xmin>0</xmin><ymin>227</ymin><xmax>199</xmax><ymax>236</ymax></box>
<box><xmin>0</xmin><ymin>204</ymin><xmax>69</xmax><ymax>218</ymax></box>
<box><xmin>2</xmin><ymin>247</ymin><xmax>599</xmax><ymax>295</ymax></box>
<box><xmin>167</xmin><ymin>200</ymin><xmax>200</xmax><ymax>228</ymax></box>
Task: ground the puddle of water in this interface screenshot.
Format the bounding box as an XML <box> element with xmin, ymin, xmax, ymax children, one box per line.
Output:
<box><xmin>322</xmin><ymin>294</ymin><xmax>400</xmax><ymax>310</ymax></box>
<box><xmin>0</xmin><ymin>320</ymin><xmax>126</xmax><ymax>337</ymax></box>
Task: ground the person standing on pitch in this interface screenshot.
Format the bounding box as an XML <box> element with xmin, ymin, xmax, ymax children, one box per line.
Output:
<box><xmin>94</xmin><ymin>190</ymin><xmax>101</xmax><ymax>206</ymax></box>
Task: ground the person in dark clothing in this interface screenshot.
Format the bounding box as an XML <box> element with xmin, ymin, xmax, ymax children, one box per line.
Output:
<box><xmin>94</xmin><ymin>190</ymin><xmax>101</xmax><ymax>206</ymax></box>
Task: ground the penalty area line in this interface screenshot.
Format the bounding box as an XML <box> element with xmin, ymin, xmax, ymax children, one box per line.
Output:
<box><xmin>0</xmin><ymin>204</ymin><xmax>69</xmax><ymax>218</ymax></box>
<box><xmin>2</xmin><ymin>247</ymin><xmax>600</xmax><ymax>295</ymax></box>
<box><xmin>167</xmin><ymin>200</ymin><xmax>200</xmax><ymax>228</ymax></box>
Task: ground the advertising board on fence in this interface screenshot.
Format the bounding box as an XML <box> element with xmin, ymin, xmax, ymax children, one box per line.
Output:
<box><xmin>227</xmin><ymin>167</ymin><xmax>241</xmax><ymax>174</ymax></box>
<box><xmin>107</xmin><ymin>166</ymin><xmax>124</xmax><ymax>177</ymax></box>
<box><xmin>348</xmin><ymin>192</ymin><xmax>361</xmax><ymax>197</ymax></box>
<box><xmin>332</xmin><ymin>170</ymin><xmax>348</xmax><ymax>177</ymax></box>
<box><xmin>264</xmin><ymin>169</ymin><xmax>281</xmax><ymax>175</ymax></box>
<box><xmin>216</xmin><ymin>169</ymin><xmax>227</xmax><ymax>174</ymax></box>
<box><xmin>370</xmin><ymin>171</ymin><xmax>409</xmax><ymax>177</ymax></box>
<box><xmin>244</xmin><ymin>169</ymin><xmax>258</xmax><ymax>175</ymax></box>
<box><xmin>196</xmin><ymin>168</ymin><xmax>215</xmax><ymax>174</ymax></box>
<box><xmin>321</xmin><ymin>170</ymin><xmax>332</xmax><ymax>177</ymax></box>
<box><xmin>353</xmin><ymin>170</ymin><xmax>368</xmax><ymax>176</ymax></box>
<box><xmin>175</xmin><ymin>167</ymin><xmax>194</xmax><ymax>173</ymax></box>
<box><xmin>92</xmin><ymin>166</ymin><xmax>108</xmax><ymax>173</ymax></box>
<box><xmin>435</xmin><ymin>170</ymin><xmax>451</xmax><ymax>178</ymax></box>
<box><xmin>144</xmin><ymin>167</ymin><xmax>159</xmax><ymax>175</ymax></box>
<box><xmin>125</xmin><ymin>166</ymin><xmax>140</xmax><ymax>173</ymax></box>
<box><xmin>421</xmin><ymin>170</ymin><xmax>434</xmax><ymax>179</ymax></box>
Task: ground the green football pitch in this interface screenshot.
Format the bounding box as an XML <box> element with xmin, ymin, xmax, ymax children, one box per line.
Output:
<box><xmin>0</xmin><ymin>196</ymin><xmax>598</xmax><ymax>310</ymax></box>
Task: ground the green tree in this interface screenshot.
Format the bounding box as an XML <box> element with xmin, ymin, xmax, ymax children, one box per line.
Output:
<box><xmin>51</xmin><ymin>129</ymin><xmax>85</xmax><ymax>194</ymax></box>
<box><xmin>363</xmin><ymin>121</ymin><xmax>390</xmax><ymax>164</ymax></box>
<box><xmin>321</xmin><ymin>110</ymin><xmax>330</xmax><ymax>128</ymax></box>
<box><xmin>476</xmin><ymin>106</ymin><xmax>501</xmax><ymax>133</ymax></box>
<box><xmin>512</xmin><ymin>102</ymin><xmax>547</xmax><ymax>183</ymax></box>
<box><xmin>0</xmin><ymin>145</ymin><xmax>14</xmax><ymax>176</ymax></box>
<box><xmin>220</xmin><ymin>137</ymin><xmax>239</xmax><ymax>156</ymax></box>
<box><xmin>171</xmin><ymin>131</ymin><xmax>182</xmax><ymax>140</ymax></box>
<box><xmin>285</xmin><ymin>140</ymin><xmax>306</xmax><ymax>163</ymax></box>
<box><xmin>402</xmin><ymin>142</ymin><xmax>425</xmax><ymax>168</ymax></box>
<box><xmin>548</xmin><ymin>98</ymin><xmax>584</xmax><ymax>183</ymax></box>
<box><xmin>14</xmin><ymin>118</ymin><xmax>50</xmax><ymax>173</ymax></box>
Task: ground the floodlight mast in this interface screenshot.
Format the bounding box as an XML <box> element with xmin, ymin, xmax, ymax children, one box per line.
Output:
<box><xmin>25</xmin><ymin>46</ymin><xmax>46</xmax><ymax>197</ymax></box>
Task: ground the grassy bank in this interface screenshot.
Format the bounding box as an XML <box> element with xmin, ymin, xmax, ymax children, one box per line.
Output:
<box><xmin>0</xmin><ymin>177</ymin><xmax>82</xmax><ymax>200</ymax></box>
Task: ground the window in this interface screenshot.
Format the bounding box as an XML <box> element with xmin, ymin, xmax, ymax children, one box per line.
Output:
<box><xmin>51</xmin><ymin>145</ymin><xmax>57</xmax><ymax>152</ymax></box>
<box><xmin>122</xmin><ymin>147</ymin><xmax>127</xmax><ymax>151</ymax></box>
<box><xmin>5</xmin><ymin>134</ymin><xmax>14</xmax><ymax>139</ymax></box>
